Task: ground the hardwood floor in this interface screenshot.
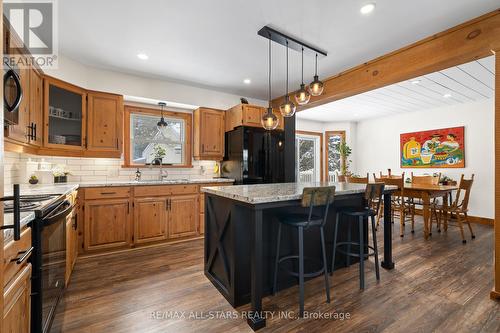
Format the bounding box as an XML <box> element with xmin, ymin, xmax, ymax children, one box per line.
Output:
<box><xmin>51</xmin><ymin>220</ymin><xmax>500</xmax><ymax>333</ymax></box>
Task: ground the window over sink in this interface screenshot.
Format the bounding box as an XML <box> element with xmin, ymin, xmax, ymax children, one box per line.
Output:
<box><xmin>123</xmin><ymin>105</ymin><xmax>192</xmax><ymax>168</ymax></box>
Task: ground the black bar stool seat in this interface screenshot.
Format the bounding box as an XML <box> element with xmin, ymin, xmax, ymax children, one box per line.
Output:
<box><xmin>331</xmin><ymin>183</ymin><xmax>385</xmax><ymax>290</ymax></box>
<box><xmin>272</xmin><ymin>186</ymin><xmax>335</xmax><ymax>318</ymax></box>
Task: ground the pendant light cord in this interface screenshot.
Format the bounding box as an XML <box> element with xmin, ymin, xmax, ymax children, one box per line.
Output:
<box><xmin>315</xmin><ymin>53</ymin><xmax>318</xmax><ymax>76</ymax></box>
<box><xmin>301</xmin><ymin>47</ymin><xmax>304</xmax><ymax>84</ymax></box>
<box><xmin>268</xmin><ymin>36</ymin><xmax>271</xmax><ymax>108</ymax></box>
<box><xmin>285</xmin><ymin>40</ymin><xmax>289</xmax><ymax>96</ymax></box>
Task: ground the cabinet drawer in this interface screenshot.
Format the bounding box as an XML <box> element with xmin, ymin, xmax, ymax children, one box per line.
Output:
<box><xmin>3</xmin><ymin>228</ymin><xmax>32</xmax><ymax>288</ymax></box>
<box><xmin>134</xmin><ymin>184</ymin><xmax>198</xmax><ymax>197</ymax></box>
<box><xmin>85</xmin><ymin>187</ymin><xmax>130</xmax><ymax>200</ymax></box>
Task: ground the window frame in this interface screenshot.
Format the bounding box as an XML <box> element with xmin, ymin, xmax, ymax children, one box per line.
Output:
<box><xmin>296</xmin><ymin>130</ymin><xmax>324</xmax><ymax>182</ymax></box>
<box><xmin>123</xmin><ymin>105</ymin><xmax>192</xmax><ymax>168</ymax></box>
<box><xmin>325</xmin><ymin>130</ymin><xmax>346</xmax><ymax>180</ymax></box>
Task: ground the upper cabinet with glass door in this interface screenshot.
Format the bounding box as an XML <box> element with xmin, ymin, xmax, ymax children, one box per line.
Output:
<box><xmin>44</xmin><ymin>76</ymin><xmax>86</xmax><ymax>150</ymax></box>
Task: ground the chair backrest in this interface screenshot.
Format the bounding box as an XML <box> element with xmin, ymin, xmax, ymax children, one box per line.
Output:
<box><xmin>301</xmin><ymin>186</ymin><xmax>336</xmax><ymax>228</ymax></box>
<box><xmin>302</xmin><ymin>186</ymin><xmax>336</xmax><ymax>207</ymax></box>
<box><xmin>411</xmin><ymin>172</ymin><xmax>440</xmax><ymax>185</ymax></box>
<box><xmin>346</xmin><ymin>173</ymin><xmax>369</xmax><ymax>184</ymax></box>
<box><xmin>365</xmin><ymin>183</ymin><xmax>385</xmax><ymax>215</ymax></box>
<box><xmin>453</xmin><ymin>174</ymin><xmax>474</xmax><ymax>211</ymax></box>
<box><xmin>379</xmin><ymin>172</ymin><xmax>405</xmax><ymax>196</ymax></box>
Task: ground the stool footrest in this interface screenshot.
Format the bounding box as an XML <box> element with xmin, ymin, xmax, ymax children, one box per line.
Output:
<box><xmin>335</xmin><ymin>242</ymin><xmax>377</xmax><ymax>258</ymax></box>
<box><xmin>277</xmin><ymin>255</ymin><xmax>327</xmax><ymax>278</ymax></box>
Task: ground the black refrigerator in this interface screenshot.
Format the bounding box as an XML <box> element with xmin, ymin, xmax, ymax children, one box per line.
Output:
<box><xmin>221</xmin><ymin>127</ymin><xmax>287</xmax><ymax>184</ymax></box>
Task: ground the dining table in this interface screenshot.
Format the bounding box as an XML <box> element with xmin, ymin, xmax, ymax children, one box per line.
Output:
<box><xmin>402</xmin><ymin>183</ymin><xmax>459</xmax><ymax>239</ymax></box>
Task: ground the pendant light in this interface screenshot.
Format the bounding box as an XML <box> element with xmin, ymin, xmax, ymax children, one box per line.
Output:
<box><xmin>261</xmin><ymin>36</ymin><xmax>279</xmax><ymax>130</ymax></box>
<box><xmin>308</xmin><ymin>53</ymin><xmax>324</xmax><ymax>96</ymax></box>
<box><xmin>295</xmin><ymin>47</ymin><xmax>311</xmax><ymax>105</ymax></box>
<box><xmin>279</xmin><ymin>40</ymin><xmax>296</xmax><ymax>117</ymax></box>
<box><xmin>157</xmin><ymin>102</ymin><xmax>168</xmax><ymax>131</ymax></box>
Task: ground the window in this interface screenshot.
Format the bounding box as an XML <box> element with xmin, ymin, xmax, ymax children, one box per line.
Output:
<box><xmin>124</xmin><ymin>106</ymin><xmax>192</xmax><ymax>167</ymax></box>
<box><xmin>296</xmin><ymin>131</ymin><xmax>323</xmax><ymax>183</ymax></box>
<box><xmin>325</xmin><ymin>131</ymin><xmax>345</xmax><ymax>182</ymax></box>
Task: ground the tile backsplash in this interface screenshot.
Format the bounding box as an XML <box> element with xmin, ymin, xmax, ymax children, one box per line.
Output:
<box><xmin>4</xmin><ymin>151</ymin><xmax>218</xmax><ymax>186</ymax></box>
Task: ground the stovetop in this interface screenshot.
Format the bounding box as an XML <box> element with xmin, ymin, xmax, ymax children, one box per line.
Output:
<box><xmin>4</xmin><ymin>194</ymin><xmax>60</xmax><ymax>213</ymax></box>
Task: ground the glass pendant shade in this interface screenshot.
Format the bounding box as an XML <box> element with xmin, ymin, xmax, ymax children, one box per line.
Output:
<box><xmin>157</xmin><ymin>102</ymin><xmax>168</xmax><ymax>134</ymax></box>
<box><xmin>295</xmin><ymin>83</ymin><xmax>311</xmax><ymax>105</ymax></box>
<box><xmin>261</xmin><ymin>108</ymin><xmax>279</xmax><ymax>130</ymax></box>
<box><xmin>309</xmin><ymin>75</ymin><xmax>324</xmax><ymax>96</ymax></box>
<box><xmin>279</xmin><ymin>97</ymin><xmax>296</xmax><ymax>117</ymax></box>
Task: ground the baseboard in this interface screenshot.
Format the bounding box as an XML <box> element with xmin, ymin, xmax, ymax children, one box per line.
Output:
<box><xmin>490</xmin><ymin>290</ymin><xmax>500</xmax><ymax>300</ymax></box>
<box><xmin>412</xmin><ymin>208</ymin><xmax>493</xmax><ymax>226</ymax></box>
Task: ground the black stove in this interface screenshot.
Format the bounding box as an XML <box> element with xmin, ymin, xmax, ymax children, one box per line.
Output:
<box><xmin>3</xmin><ymin>194</ymin><xmax>60</xmax><ymax>213</ymax></box>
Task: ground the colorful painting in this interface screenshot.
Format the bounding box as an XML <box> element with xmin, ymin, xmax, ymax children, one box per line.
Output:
<box><xmin>400</xmin><ymin>126</ymin><xmax>465</xmax><ymax>168</ymax></box>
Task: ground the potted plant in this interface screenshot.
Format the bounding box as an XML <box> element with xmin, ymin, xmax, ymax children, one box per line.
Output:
<box><xmin>339</xmin><ymin>142</ymin><xmax>352</xmax><ymax>176</ymax></box>
<box><xmin>29</xmin><ymin>175</ymin><xmax>39</xmax><ymax>185</ymax></box>
<box><xmin>440</xmin><ymin>175</ymin><xmax>456</xmax><ymax>186</ymax></box>
<box><xmin>53</xmin><ymin>164</ymin><xmax>70</xmax><ymax>183</ymax></box>
<box><xmin>151</xmin><ymin>144</ymin><xmax>166</xmax><ymax>165</ymax></box>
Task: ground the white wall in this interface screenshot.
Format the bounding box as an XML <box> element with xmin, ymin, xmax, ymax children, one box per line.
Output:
<box><xmin>356</xmin><ymin>99</ymin><xmax>494</xmax><ymax>218</ymax></box>
<box><xmin>45</xmin><ymin>55</ymin><xmax>267</xmax><ymax>110</ymax></box>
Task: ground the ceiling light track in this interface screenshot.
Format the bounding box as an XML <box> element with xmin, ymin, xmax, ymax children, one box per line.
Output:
<box><xmin>257</xmin><ymin>26</ymin><xmax>327</xmax><ymax>57</ymax></box>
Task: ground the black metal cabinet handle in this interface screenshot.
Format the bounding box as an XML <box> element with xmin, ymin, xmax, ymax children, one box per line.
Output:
<box><xmin>13</xmin><ymin>247</ymin><xmax>33</xmax><ymax>264</ymax></box>
<box><xmin>100</xmin><ymin>192</ymin><xmax>116</xmax><ymax>195</ymax></box>
<box><xmin>0</xmin><ymin>184</ymin><xmax>21</xmax><ymax>241</ymax></box>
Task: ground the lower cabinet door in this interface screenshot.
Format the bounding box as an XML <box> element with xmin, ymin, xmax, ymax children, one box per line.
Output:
<box><xmin>3</xmin><ymin>263</ymin><xmax>32</xmax><ymax>333</ymax></box>
<box><xmin>134</xmin><ymin>197</ymin><xmax>168</xmax><ymax>244</ymax></box>
<box><xmin>168</xmin><ymin>194</ymin><xmax>199</xmax><ymax>239</ymax></box>
<box><xmin>84</xmin><ymin>199</ymin><xmax>131</xmax><ymax>251</ymax></box>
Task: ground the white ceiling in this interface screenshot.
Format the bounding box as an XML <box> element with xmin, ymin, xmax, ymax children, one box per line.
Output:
<box><xmin>296</xmin><ymin>56</ymin><xmax>495</xmax><ymax>122</ymax></box>
<box><xmin>58</xmin><ymin>0</ymin><xmax>499</xmax><ymax>100</ymax></box>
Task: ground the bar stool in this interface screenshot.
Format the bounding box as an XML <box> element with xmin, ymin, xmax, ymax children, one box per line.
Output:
<box><xmin>331</xmin><ymin>183</ymin><xmax>384</xmax><ymax>290</ymax></box>
<box><xmin>272</xmin><ymin>186</ymin><xmax>335</xmax><ymax>317</ymax></box>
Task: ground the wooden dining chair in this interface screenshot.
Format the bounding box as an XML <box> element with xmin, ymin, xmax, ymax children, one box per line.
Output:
<box><xmin>346</xmin><ymin>173</ymin><xmax>369</xmax><ymax>184</ymax></box>
<box><xmin>410</xmin><ymin>173</ymin><xmax>441</xmax><ymax>234</ymax></box>
<box><xmin>377</xmin><ymin>173</ymin><xmax>412</xmax><ymax>237</ymax></box>
<box><xmin>432</xmin><ymin>174</ymin><xmax>475</xmax><ymax>243</ymax></box>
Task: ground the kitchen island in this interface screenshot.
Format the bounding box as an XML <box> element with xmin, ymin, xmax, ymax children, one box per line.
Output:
<box><xmin>202</xmin><ymin>182</ymin><xmax>395</xmax><ymax>331</ymax></box>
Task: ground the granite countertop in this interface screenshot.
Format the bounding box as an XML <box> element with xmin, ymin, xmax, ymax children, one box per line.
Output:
<box><xmin>202</xmin><ymin>182</ymin><xmax>398</xmax><ymax>204</ymax></box>
<box><xmin>3</xmin><ymin>184</ymin><xmax>79</xmax><ymax>243</ymax></box>
<box><xmin>75</xmin><ymin>178</ymin><xmax>234</xmax><ymax>188</ymax></box>
<box><xmin>3</xmin><ymin>178</ymin><xmax>233</xmax><ymax>242</ymax></box>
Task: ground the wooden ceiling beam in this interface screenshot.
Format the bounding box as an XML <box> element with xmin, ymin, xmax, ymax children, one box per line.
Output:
<box><xmin>272</xmin><ymin>9</ymin><xmax>500</xmax><ymax>111</ymax></box>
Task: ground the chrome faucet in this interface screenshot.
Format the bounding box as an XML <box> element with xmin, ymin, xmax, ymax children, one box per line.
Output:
<box><xmin>135</xmin><ymin>168</ymin><xmax>142</xmax><ymax>181</ymax></box>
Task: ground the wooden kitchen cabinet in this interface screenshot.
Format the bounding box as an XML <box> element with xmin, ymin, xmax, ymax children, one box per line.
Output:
<box><xmin>3</xmin><ymin>263</ymin><xmax>32</xmax><ymax>333</ymax></box>
<box><xmin>65</xmin><ymin>207</ymin><xmax>78</xmax><ymax>285</ymax></box>
<box><xmin>84</xmin><ymin>198</ymin><xmax>131</xmax><ymax>251</ymax></box>
<box><xmin>86</xmin><ymin>91</ymin><xmax>123</xmax><ymax>155</ymax></box>
<box><xmin>225</xmin><ymin>104</ymin><xmax>284</xmax><ymax>131</ymax></box>
<box><xmin>133</xmin><ymin>197</ymin><xmax>168</xmax><ymax>244</ymax></box>
<box><xmin>168</xmin><ymin>194</ymin><xmax>199</xmax><ymax>239</ymax></box>
<box><xmin>29</xmin><ymin>69</ymin><xmax>44</xmax><ymax>147</ymax></box>
<box><xmin>193</xmin><ymin>107</ymin><xmax>225</xmax><ymax>160</ymax></box>
<box><xmin>43</xmin><ymin>76</ymin><xmax>87</xmax><ymax>151</ymax></box>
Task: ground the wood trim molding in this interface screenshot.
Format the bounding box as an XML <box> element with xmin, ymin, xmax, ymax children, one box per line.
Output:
<box><xmin>324</xmin><ymin>131</ymin><xmax>346</xmax><ymax>180</ymax></box>
<box><xmin>494</xmin><ymin>50</ymin><xmax>500</xmax><ymax>299</ymax></box>
<box><xmin>123</xmin><ymin>105</ymin><xmax>193</xmax><ymax>168</ymax></box>
<box><xmin>413</xmin><ymin>208</ymin><xmax>493</xmax><ymax>226</ymax></box>
<box><xmin>272</xmin><ymin>9</ymin><xmax>500</xmax><ymax>111</ymax></box>
<box><xmin>296</xmin><ymin>130</ymin><xmax>324</xmax><ymax>181</ymax></box>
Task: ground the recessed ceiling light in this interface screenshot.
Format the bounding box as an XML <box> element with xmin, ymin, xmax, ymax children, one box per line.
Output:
<box><xmin>360</xmin><ymin>3</ymin><xmax>376</xmax><ymax>15</ymax></box>
<box><xmin>411</xmin><ymin>80</ymin><xmax>421</xmax><ymax>84</ymax></box>
<box><xmin>443</xmin><ymin>93</ymin><xmax>452</xmax><ymax>98</ymax></box>
<box><xmin>243</xmin><ymin>78</ymin><xmax>251</xmax><ymax>84</ymax></box>
<box><xmin>137</xmin><ymin>53</ymin><xmax>149</xmax><ymax>60</ymax></box>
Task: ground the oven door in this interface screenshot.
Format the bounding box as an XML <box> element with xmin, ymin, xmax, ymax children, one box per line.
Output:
<box><xmin>40</xmin><ymin>200</ymin><xmax>73</xmax><ymax>333</ymax></box>
<box><xmin>4</xmin><ymin>62</ymin><xmax>22</xmax><ymax>125</ymax></box>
